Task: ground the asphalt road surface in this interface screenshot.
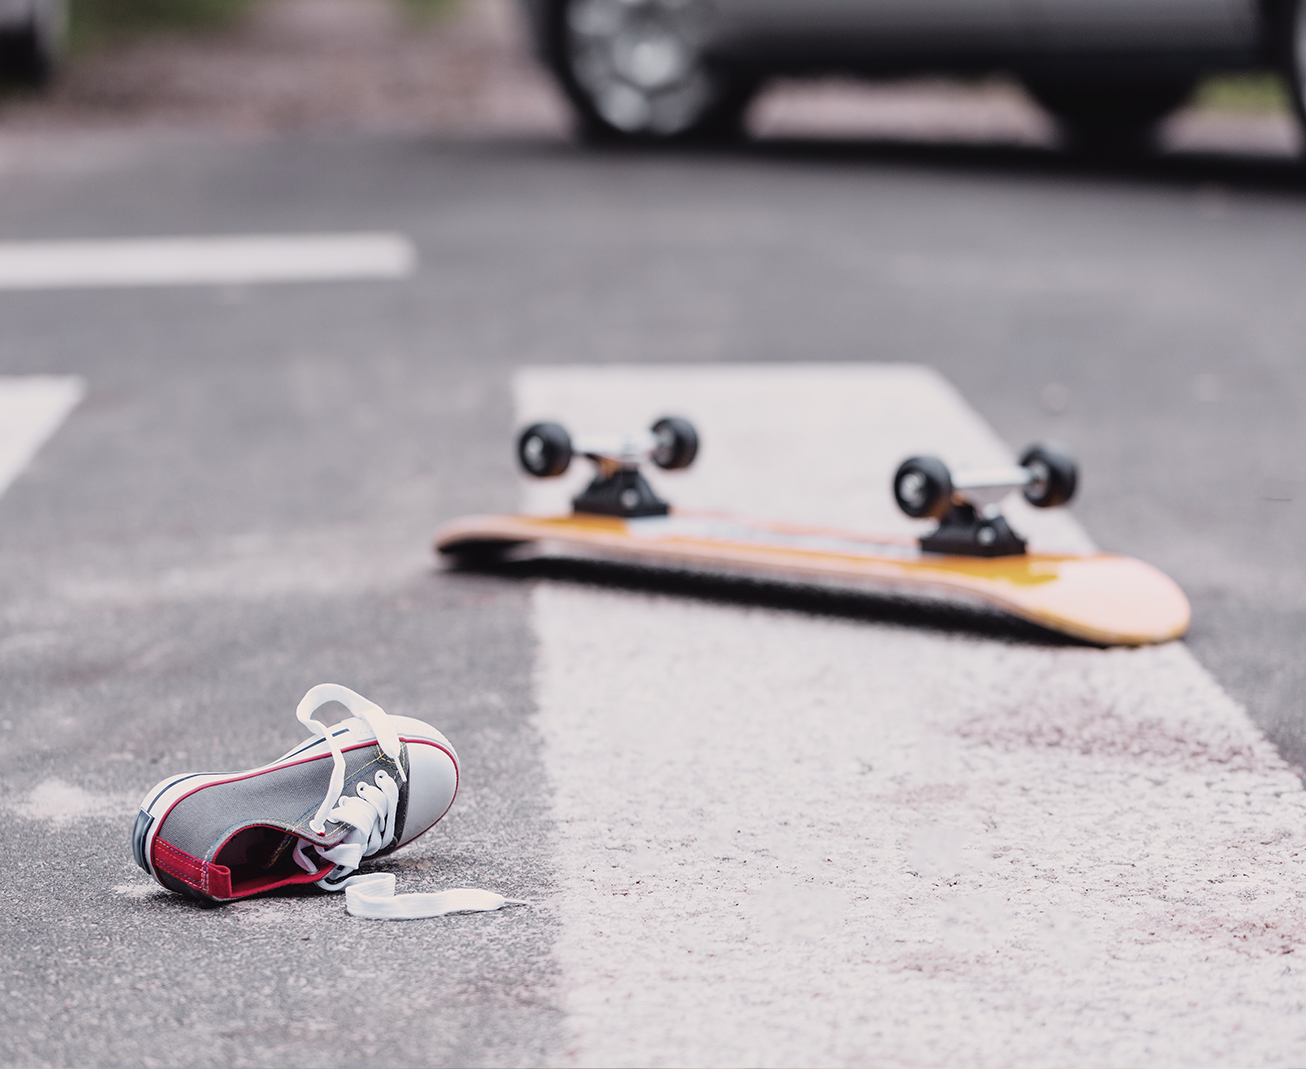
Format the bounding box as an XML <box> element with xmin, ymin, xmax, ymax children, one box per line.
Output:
<box><xmin>1</xmin><ymin>130</ymin><xmax>1306</xmax><ymax>1067</ymax></box>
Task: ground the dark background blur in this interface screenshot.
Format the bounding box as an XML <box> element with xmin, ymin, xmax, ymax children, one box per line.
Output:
<box><xmin>0</xmin><ymin>0</ymin><xmax>1299</xmax><ymax>156</ymax></box>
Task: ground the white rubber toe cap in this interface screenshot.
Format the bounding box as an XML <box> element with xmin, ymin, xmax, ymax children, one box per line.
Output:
<box><xmin>393</xmin><ymin>717</ymin><xmax>459</xmax><ymax>845</ymax></box>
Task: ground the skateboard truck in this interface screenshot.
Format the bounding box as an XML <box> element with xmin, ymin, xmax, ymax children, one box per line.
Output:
<box><xmin>516</xmin><ymin>417</ymin><xmax>699</xmax><ymax>518</ymax></box>
<box><xmin>893</xmin><ymin>444</ymin><xmax>1078</xmax><ymax>558</ymax></box>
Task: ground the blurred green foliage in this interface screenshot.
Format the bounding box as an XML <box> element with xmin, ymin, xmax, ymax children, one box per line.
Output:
<box><xmin>68</xmin><ymin>0</ymin><xmax>256</xmax><ymax>48</ymax></box>
<box><xmin>401</xmin><ymin>0</ymin><xmax>462</xmax><ymax>20</ymax></box>
<box><xmin>1192</xmin><ymin>73</ymin><xmax>1293</xmax><ymax>113</ymax></box>
<box><xmin>67</xmin><ymin>0</ymin><xmax>461</xmax><ymax>48</ymax></box>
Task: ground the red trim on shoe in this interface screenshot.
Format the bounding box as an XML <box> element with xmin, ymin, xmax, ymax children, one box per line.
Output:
<box><xmin>153</xmin><ymin>832</ymin><xmax>333</xmax><ymax>901</ymax></box>
<box><xmin>152</xmin><ymin>837</ymin><xmax>234</xmax><ymax>900</ymax></box>
<box><xmin>209</xmin><ymin>826</ymin><xmax>334</xmax><ymax>897</ymax></box>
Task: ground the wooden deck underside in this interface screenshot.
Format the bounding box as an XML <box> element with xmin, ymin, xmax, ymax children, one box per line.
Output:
<box><xmin>435</xmin><ymin>511</ymin><xmax>1191</xmax><ymax>646</ymax></box>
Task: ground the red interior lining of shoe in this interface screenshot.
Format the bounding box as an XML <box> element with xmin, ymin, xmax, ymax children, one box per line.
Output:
<box><xmin>214</xmin><ymin>825</ymin><xmax>333</xmax><ymax>897</ymax></box>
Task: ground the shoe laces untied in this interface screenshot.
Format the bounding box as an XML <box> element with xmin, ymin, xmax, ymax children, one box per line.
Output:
<box><xmin>132</xmin><ymin>683</ymin><xmax>525</xmax><ymax>920</ymax></box>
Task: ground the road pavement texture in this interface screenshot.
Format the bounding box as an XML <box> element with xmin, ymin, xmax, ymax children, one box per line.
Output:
<box><xmin>1</xmin><ymin>129</ymin><xmax>1305</xmax><ymax>1065</ymax></box>
<box><xmin>523</xmin><ymin>365</ymin><xmax>1305</xmax><ymax>1066</ymax></box>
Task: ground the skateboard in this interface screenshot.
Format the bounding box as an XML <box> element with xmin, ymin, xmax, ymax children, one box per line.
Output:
<box><xmin>434</xmin><ymin>417</ymin><xmax>1190</xmax><ymax>647</ymax></box>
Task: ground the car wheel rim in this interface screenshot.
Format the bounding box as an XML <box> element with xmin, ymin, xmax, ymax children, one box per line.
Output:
<box><xmin>566</xmin><ymin>0</ymin><xmax>719</xmax><ymax>135</ymax></box>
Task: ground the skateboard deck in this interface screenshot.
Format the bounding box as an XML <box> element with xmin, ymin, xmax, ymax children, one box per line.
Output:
<box><xmin>435</xmin><ymin>510</ymin><xmax>1191</xmax><ymax>647</ymax></box>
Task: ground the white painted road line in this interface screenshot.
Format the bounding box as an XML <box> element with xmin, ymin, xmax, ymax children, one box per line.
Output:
<box><xmin>522</xmin><ymin>364</ymin><xmax>1306</xmax><ymax>1067</ymax></box>
<box><xmin>0</xmin><ymin>375</ymin><xmax>84</xmax><ymax>501</ymax></box>
<box><xmin>0</xmin><ymin>233</ymin><xmax>415</xmax><ymax>290</ymax></box>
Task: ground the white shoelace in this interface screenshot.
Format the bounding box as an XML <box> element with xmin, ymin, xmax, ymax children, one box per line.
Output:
<box><xmin>296</xmin><ymin>683</ymin><xmax>407</xmax><ymax>836</ymax></box>
<box><xmin>288</xmin><ymin>683</ymin><xmax>527</xmax><ymax>921</ymax></box>
<box><xmin>291</xmin><ymin>767</ymin><xmax>399</xmax><ymax>880</ymax></box>
<box><xmin>344</xmin><ymin>874</ymin><xmax>528</xmax><ymax>920</ymax></box>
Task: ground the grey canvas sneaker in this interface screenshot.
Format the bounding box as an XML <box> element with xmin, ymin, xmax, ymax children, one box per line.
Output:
<box><xmin>131</xmin><ymin>684</ymin><xmax>459</xmax><ymax>903</ymax></box>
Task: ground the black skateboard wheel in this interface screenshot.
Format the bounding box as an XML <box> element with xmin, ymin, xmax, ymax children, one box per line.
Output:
<box><xmin>894</xmin><ymin>456</ymin><xmax>954</xmax><ymax>520</ymax></box>
<box><xmin>1019</xmin><ymin>443</ymin><xmax>1077</xmax><ymax>508</ymax></box>
<box><xmin>517</xmin><ymin>422</ymin><xmax>572</xmax><ymax>478</ymax></box>
<box><xmin>650</xmin><ymin>417</ymin><xmax>699</xmax><ymax>470</ymax></box>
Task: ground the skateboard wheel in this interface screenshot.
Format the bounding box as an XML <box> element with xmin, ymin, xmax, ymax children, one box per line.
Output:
<box><xmin>517</xmin><ymin>422</ymin><xmax>572</xmax><ymax>478</ymax></box>
<box><xmin>894</xmin><ymin>456</ymin><xmax>953</xmax><ymax>520</ymax></box>
<box><xmin>650</xmin><ymin>417</ymin><xmax>698</xmax><ymax>470</ymax></box>
<box><xmin>1019</xmin><ymin>443</ymin><xmax>1077</xmax><ymax>508</ymax></box>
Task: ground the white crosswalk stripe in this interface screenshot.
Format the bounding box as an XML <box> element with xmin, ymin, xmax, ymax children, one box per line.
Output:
<box><xmin>522</xmin><ymin>364</ymin><xmax>1306</xmax><ymax>1067</ymax></box>
<box><xmin>0</xmin><ymin>375</ymin><xmax>84</xmax><ymax>502</ymax></box>
<box><xmin>0</xmin><ymin>233</ymin><xmax>414</xmax><ymax>290</ymax></box>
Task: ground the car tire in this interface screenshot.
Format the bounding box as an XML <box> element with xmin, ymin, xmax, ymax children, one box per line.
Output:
<box><xmin>1022</xmin><ymin>73</ymin><xmax>1196</xmax><ymax>154</ymax></box>
<box><xmin>548</xmin><ymin>0</ymin><xmax>755</xmax><ymax>144</ymax></box>
<box><xmin>1281</xmin><ymin>0</ymin><xmax>1306</xmax><ymax>142</ymax></box>
<box><xmin>0</xmin><ymin>0</ymin><xmax>65</xmax><ymax>89</ymax></box>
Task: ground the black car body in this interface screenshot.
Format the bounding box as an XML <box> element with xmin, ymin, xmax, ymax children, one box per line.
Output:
<box><xmin>517</xmin><ymin>0</ymin><xmax>1303</xmax><ymax>146</ymax></box>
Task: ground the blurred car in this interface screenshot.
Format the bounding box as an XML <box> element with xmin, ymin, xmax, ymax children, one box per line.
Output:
<box><xmin>0</xmin><ymin>0</ymin><xmax>65</xmax><ymax>87</ymax></box>
<box><xmin>517</xmin><ymin>0</ymin><xmax>1305</xmax><ymax>147</ymax></box>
